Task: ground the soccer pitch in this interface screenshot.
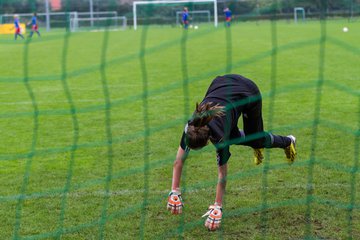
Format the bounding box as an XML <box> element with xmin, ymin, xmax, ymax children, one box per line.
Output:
<box><xmin>0</xmin><ymin>19</ymin><xmax>359</xmax><ymax>239</ymax></box>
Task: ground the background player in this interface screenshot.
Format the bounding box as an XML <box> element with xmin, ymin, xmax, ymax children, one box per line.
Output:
<box><xmin>167</xmin><ymin>74</ymin><xmax>296</xmax><ymax>231</ymax></box>
<box><xmin>182</xmin><ymin>7</ymin><xmax>189</xmax><ymax>29</ymax></box>
<box><xmin>27</xmin><ymin>13</ymin><xmax>41</xmax><ymax>38</ymax></box>
<box><xmin>13</xmin><ymin>15</ymin><xmax>24</xmax><ymax>40</ymax></box>
<box><xmin>224</xmin><ymin>7</ymin><xmax>232</xmax><ymax>27</ymax></box>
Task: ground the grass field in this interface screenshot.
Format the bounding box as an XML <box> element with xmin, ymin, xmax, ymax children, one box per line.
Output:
<box><xmin>0</xmin><ymin>18</ymin><xmax>359</xmax><ymax>239</ymax></box>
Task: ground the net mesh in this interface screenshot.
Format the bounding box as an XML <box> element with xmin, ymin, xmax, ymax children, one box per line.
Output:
<box><xmin>0</xmin><ymin>0</ymin><xmax>359</xmax><ymax>239</ymax></box>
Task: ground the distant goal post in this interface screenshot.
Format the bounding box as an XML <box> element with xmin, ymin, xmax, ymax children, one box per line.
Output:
<box><xmin>70</xmin><ymin>16</ymin><xmax>127</xmax><ymax>32</ymax></box>
<box><xmin>0</xmin><ymin>11</ymin><xmax>121</xmax><ymax>31</ymax></box>
<box><xmin>133</xmin><ymin>0</ymin><xmax>218</xmax><ymax>30</ymax></box>
<box><xmin>294</xmin><ymin>7</ymin><xmax>306</xmax><ymax>23</ymax></box>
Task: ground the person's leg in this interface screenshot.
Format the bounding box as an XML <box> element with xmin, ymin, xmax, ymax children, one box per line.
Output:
<box><xmin>241</xmin><ymin>103</ymin><xmax>267</xmax><ymax>165</ymax></box>
<box><xmin>15</xmin><ymin>33</ymin><xmax>24</xmax><ymax>40</ymax></box>
<box><xmin>242</xmin><ymin>99</ymin><xmax>291</xmax><ymax>149</ymax></box>
<box><xmin>239</xmin><ymin>98</ymin><xmax>295</xmax><ymax>164</ymax></box>
<box><xmin>227</xmin><ymin>19</ymin><xmax>231</xmax><ymax>27</ymax></box>
<box><xmin>241</xmin><ymin>99</ymin><xmax>269</xmax><ymax>148</ymax></box>
<box><xmin>34</xmin><ymin>25</ymin><xmax>40</xmax><ymax>37</ymax></box>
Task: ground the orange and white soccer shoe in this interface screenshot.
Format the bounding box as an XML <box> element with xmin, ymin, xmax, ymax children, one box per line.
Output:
<box><xmin>202</xmin><ymin>205</ymin><xmax>222</xmax><ymax>231</ymax></box>
<box><xmin>167</xmin><ymin>191</ymin><xmax>183</xmax><ymax>215</ymax></box>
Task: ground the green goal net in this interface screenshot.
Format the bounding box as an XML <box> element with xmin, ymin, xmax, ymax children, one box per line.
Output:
<box><xmin>0</xmin><ymin>0</ymin><xmax>359</xmax><ymax>239</ymax></box>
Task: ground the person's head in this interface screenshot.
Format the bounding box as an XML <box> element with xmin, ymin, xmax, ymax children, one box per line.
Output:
<box><xmin>185</xmin><ymin>102</ymin><xmax>224</xmax><ymax>150</ymax></box>
<box><xmin>33</xmin><ymin>12</ymin><xmax>37</xmax><ymax>17</ymax></box>
<box><xmin>14</xmin><ymin>14</ymin><xmax>19</xmax><ymax>19</ymax></box>
<box><xmin>184</xmin><ymin>7</ymin><xmax>188</xmax><ymax>12</ymax></box>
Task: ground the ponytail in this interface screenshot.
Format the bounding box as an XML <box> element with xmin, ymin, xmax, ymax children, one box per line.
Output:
<box><xmin>189</xmin><ymin>102</ymin><xmax>225</xmax><ymax>127</ymax></box>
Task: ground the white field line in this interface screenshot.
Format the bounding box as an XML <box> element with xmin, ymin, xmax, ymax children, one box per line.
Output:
<box><xmin>0</xmin><ymin>99</ymin><xmax>106</xmax><ymax>105</ymax></box>
<box><xmin>8</xmin><ymin>182</ymin><xmax>347</xmax><ymax>200</ymax></box>
<box><xmin>0</xmin><ymin>84</ymin><xmax>142</xmax><ymax>96</ymax></box>
<box><xmin>0</xmin><ymin>95</ymin><xmax>183</xmax><ymax>106</ymax></box>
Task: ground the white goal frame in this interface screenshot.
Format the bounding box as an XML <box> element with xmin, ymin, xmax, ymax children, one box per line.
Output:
<box><xmin>0</xmin><ymin>12</ymin><xmax>77</xmax><ymax>25</ymax></box>
<box><xmin>0</xmin><ymin>11</ymin><xmax>119</xmax><ymax>31</ymax></box>
<box><xmin>70</xmin><ymin>16</ymin><xmax>127</xmax><ymax>32</ymax></box>
<box><xmin>175</xmin><ymin>10</ymin><xmax>211</xmax><ymax>25</ymax></box>
<box><xmin>133</xmin><ymin>0</ymin><xmax>218</xmax><ymax>30</ymax></box>
<box><xmin>294</xmin><ymin>7</ymin><xmax>306</xmax><ymax>23</ymax></box>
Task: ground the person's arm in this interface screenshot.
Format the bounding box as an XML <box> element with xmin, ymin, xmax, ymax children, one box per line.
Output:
<box><xmin>202</xmin><ymin>163</ymin><xmax>227</xmax><ymax>231</ymax></box>
<box><xmin>215</xmin><ymin>163</ymin><xmax>227</xmax><ymax>206</ymax></box>
<box><xmin>167</xmin><ymin>145</ymin><xmax>188</xmax><ymax>214</ymax></box>
<box><xmin>171</xmin><ymin>146</ymin><xmax>187</xmax><ymax>191</ymax></box>
<box><xmin>202</xmin><ymin>145</ymin><xmax>230</xmax><ymax>231</ymax></box>
<box><xmin>213</xmin><ymin>146</ymin><xmax>230</xmax><ymax>206</ymax></box>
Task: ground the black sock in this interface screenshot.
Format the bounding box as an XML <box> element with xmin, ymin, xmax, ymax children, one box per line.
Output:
<box><xmin>269</xmin><ymin>134</ymin><xmax>291</xmax><ymax>148</ymax></box>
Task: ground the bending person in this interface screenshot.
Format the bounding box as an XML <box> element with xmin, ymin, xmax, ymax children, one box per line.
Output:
<box><xmin>167</xmin><ymin>74</ymin><xmax>296</xmax><ymax>231</ymax></box>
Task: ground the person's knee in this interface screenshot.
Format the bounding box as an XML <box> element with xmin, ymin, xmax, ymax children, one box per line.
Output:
<box><xmin>247</xmin><ymin>133</ymin><xmax>272</xmax><ymax>148</ymax></box>
<box><xmin>248</xmin><ymin>139</ymin><xmax>265</xmax><ymax>149</ymax></box>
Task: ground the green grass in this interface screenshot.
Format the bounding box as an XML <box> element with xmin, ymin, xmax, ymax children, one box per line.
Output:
<box><xmin>0</xmin><ymin>19</ymin><xmax>359</xmax><ymax>239</ymax></box>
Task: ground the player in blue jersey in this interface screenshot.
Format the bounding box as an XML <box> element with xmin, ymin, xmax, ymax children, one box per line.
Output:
<box><xmin>224</xmin><ymin>7</ymin><xmax>232</xmax><ymax>27</ymax></box>
<box><xmin>13</xmin><ymin>15</ymin><xmax>24</xmax><ymax>40</ymax></box>
<box><xmin>27</xmin><ymin>13</ymin><xmax>41</xmax><ymax>38</ymax></box>
<box><xmin>167</xmin><ymin>74</ymin><xmax>297</xmax><ymax>231</ymax></box>
<box><xmin>182</xmin><ymin>7</ymin><xmax>189</xmax><ymax>29</ymax></box>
